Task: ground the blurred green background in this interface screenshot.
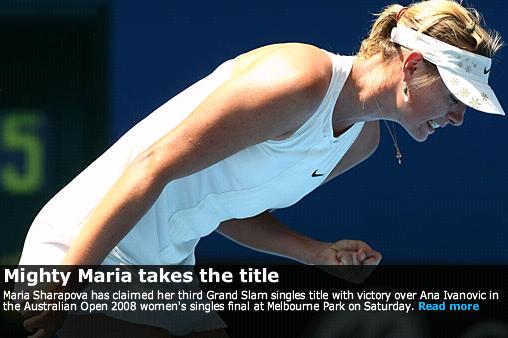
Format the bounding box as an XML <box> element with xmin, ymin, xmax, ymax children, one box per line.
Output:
<box><xmin>0</xmin><ymin>1</ymin><xmax>109</xmax><ymax>264</ymax></box>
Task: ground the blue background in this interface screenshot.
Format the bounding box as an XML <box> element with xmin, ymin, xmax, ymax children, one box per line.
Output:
<box><xmin>108</xmin><ymin>0</ymin><xmax>508</xmax><ymax>263</ymax></box>
<box><xmin>2</xmin><ymin>0</ymin><xmax>506</xmax><ymax>264</ymax></box>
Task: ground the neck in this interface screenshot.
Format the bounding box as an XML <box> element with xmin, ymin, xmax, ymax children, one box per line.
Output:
<box><xmin>332</xmin><ymin>54</ymin><xmax>400</xmax><ymax>129</ymax></box>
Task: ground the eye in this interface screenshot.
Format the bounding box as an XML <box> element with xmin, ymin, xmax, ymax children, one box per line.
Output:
<box><xmin>449</xmin><ymin>94</ymin><xmax>460</xmax><ymax>105</ymax></box>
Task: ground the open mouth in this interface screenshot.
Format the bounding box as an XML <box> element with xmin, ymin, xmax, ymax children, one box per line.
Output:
<box><xmin>428</xmin><ymin>120</ymin><xmax>440</xmax><ymax>129</ymax></box>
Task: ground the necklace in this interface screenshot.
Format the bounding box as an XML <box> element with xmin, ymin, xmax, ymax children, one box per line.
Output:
<box><xmin>375</xmin><ymin>100</ymin><xmax>403</xmax><ymax>165</ymax></box>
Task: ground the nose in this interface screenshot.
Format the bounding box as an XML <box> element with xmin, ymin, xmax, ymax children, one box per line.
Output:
<box><xmin>447</xmin><ymin>104</ymin><xmax>466</xmax><ymax>126</ymax></box>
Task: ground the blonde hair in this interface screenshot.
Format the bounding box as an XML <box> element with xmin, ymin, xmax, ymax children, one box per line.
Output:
<box><xmin>358</xmin><ymin>0</ymin><xmax>504</xmax><ymax>89</ymax></box>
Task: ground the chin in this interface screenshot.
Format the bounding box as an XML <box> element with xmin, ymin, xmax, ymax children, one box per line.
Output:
<box><xmin>400</xmin><ymin>122</ymin><xmax>427</xmax><ymax>143</ymax></box>
<box><xmin>415</xmin><ymin>135</ymin><xmax>428</xmax><ymax>142</ymax></box>
<box><xmin>409</xmin><ymin>130</ymin><xmax>428</xmax><ymax>142</ymax></box>
<box><xmin>408</xmin><ymin>124</ymin><xmax>431</xmax><ymax>142</ymax></box>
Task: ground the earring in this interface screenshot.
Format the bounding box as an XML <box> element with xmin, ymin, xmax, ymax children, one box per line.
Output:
<box><xmin>403</xmin><ymin>82</ymin><xmax>409</xmax><ymax>102</ymax></box>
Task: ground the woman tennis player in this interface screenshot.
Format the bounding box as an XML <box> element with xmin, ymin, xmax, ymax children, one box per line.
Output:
<box><xmin>19</xmin><ymin>1</ymin><xmax>504</xmax><ymax>337</ymax></box>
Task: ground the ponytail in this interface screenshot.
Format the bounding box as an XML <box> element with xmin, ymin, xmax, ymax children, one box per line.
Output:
<box><xmin>358</xmin><ymin>1</ymin><xmax>503</xmax><ymax>60</ymax></box>
<box><xmin>358</xmin><ymin>4</ymin><xmax>405</xmax><ymax>59</ymax></box>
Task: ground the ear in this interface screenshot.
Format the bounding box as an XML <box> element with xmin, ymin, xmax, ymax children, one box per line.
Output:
<box><xmin>402</xmin><ymin>50</ymin><xmax>424</xmax><ymax>82</ymax></box>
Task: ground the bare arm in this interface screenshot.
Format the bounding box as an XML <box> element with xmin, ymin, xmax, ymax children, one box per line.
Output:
<box><xmin>216</xmin><ymin>121</ymin><xmax>382</xmax><ymax>264</ymax></box>
<box><xmin>217</xmin><ymin>211</ymin><xmax>326</xmax><ymax>264</ymax></box>
<box><xmin>217</xmin><ymin>211</ymin><xmax>382</xmax><ymax>267</ymax></box>
<box><xmin>322</xmin><ymin>120</ymin><xmax>380</xmax><ymax>184</ymax></box>
<box><xmin>61</xmin><ymin>45</ymin><xmax>332</xmax><ymax>265</ymax></box>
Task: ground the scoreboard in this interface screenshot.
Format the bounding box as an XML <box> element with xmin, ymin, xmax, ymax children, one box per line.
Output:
<box><xmin>1</xmin><ymin>112</ymin><xmax>44</xmax><ymax>195</ymax></box>
<box><xmin>0</xmin><ymin>1</ymin><xmax>109</xmax><ymax>261</ymax></box>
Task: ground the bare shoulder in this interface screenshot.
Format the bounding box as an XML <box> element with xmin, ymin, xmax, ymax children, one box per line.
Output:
<box><xmin>337</xmin><ymin>120</ymin><xmax>380</xmax><ymax>168</ymax></box>
<box><xmin>232</xmin><ymin>43</ymin><xmax>332</xmax><ymax>91</ymax></box>
<box><xmin>356</xmin><ymin>121</ymin><xmax>380</xmax><ymax>156</ymax></box>
<box><xmin>230</xmin><ymin>43</ymin><xmax>334</xmax><ymax>139</ymax></box>
<box><xmin>323</xmin><ymin>121</ymin><xmax>380</xmax><ymax>184</ymax></box>
<box><xmin>233</xmin><ymin>43</ymin><xmax>332</xmax><ymax>78</ymax></box>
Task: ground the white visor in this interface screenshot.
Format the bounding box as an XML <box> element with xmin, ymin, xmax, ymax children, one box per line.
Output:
<box><xmin>391</xmin><ymin>24</ymin><xmax>505</xmax><ymax>116</ymax></box>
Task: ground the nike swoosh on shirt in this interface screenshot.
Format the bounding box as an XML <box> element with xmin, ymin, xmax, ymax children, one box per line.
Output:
<box><xmin>312</xmin><ymin>170</ymin><xmax>324</xmax><ymax>177</ymax></box>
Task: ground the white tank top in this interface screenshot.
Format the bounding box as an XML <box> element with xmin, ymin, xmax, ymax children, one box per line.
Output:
<box><xmin>32</xmin><ymin>50</ymin><xmax>364</xmax><ymax>265</ymax></box>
